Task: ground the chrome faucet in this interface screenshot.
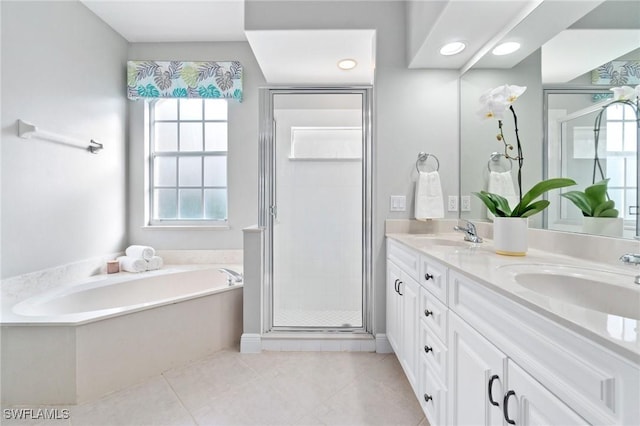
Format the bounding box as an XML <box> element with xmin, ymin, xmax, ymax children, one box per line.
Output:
<box><xmin>453</xmin><ymin>220</ymin><xmax>483</xmax><ymax>243</ymax></box>
<box><xmin>619</xmin><ymin>253</ymin><xmax>640</xmax><ymax>285</ymax></box>
<box><xmin>219</xmin><ymin>268</ymin><xmax>243</xmax><ymax>286</ymax></box>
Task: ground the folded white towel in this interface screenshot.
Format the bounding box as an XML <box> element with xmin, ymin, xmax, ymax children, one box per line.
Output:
<box><xmin>146</xmin><ymin>256</ymin><xmax>164</xmax><ymax>271</ymax></box>
<box><xmin>487</xmin><ymin>171</ymin><xmax>518</xmax><ymax>220</ymax></box>
<box><xmin>414</xmin><ymin>171</ymin><xmax>444</xmax><ymax>220</ymax></box>
<box><xmin>117</xmin><ymin>256</ymin><xmax>147</xmax><ymax>273</ymax></box>
<box><xmin>125</xmin><ymin>245</ymin><xmax>155</xmax><ymax>260</ymax></box>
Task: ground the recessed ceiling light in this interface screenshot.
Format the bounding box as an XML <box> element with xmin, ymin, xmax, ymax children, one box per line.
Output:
<box><xmin>337</xmin><ymin>59</ymin><xmax>357</xmax><ymax>70</ymax></box>
<box><xmin>492</xmin><ymin>42</ymin><xmax>521</xmax><ymax>56</ymax></box>
<box><xmin>439</xmin><ymin>42</ymin><xmax>466</xmax><ymax>56</ymax></box>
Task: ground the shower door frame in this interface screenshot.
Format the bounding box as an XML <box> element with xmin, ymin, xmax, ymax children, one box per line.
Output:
<box><xmin>258</xmin><ymin>87</ymin><xmax>374</xmax><ymax>334</ymax></box>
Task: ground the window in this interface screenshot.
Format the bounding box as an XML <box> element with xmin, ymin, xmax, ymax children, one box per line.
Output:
<box><xmin>149</xmin><ymin>98</ymin><xmax>228</xmax><ymax>225</ymax></box>
<box><xmin>605</xmin><ymin>103</ymin><xmax>637</xmax><ymax>222</ymax></box>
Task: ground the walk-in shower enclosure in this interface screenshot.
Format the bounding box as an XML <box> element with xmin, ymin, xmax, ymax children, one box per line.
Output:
<box><xmin>259</xmin><ymin>88</ymin><xmax>373</xmax><ymax>333</ymax></box>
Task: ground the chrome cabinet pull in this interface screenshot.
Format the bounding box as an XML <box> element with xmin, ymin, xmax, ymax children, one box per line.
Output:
<box><xmin>397</xmin><ymin>281</ymin><xmax>403</xmax><ymax>296</ymax></box>
<box><xmin>424</xmin><ymin>394</ymin><xmax>432</xmax><ymax>403</ymax></box>
<box><xmin>488</xmin><ymin>375</ymin><xmax>500</xmax><ymax>407</ymax></box>
<box><xmin>424</xmin><ymin>273</ymin><xmax>434</xmax><ymax>280</ymax></box>
<box><xmin>394</xmin><ymin>279</ymin><xmax>399</xmax><ymax>293</ymax></box>
<box><xmin>424</xmin><ymin>309</ymin><xmax>433</xmax><ymax>317</ymax></box>
<box><xmin>424</xmin><ymin>345</ymin><xmax>433</xmax><ymax>354</ymax></box>
<box><xmin>503</xmin><ymin>390</ymin><xmax>516</xmax><ymax>425</ymax></box>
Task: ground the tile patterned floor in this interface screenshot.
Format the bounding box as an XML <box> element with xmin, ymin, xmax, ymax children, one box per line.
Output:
<box><xmin>2</xmin><ymin>349</ymin><xmax>428</xmax><ymax>426</ymax></box>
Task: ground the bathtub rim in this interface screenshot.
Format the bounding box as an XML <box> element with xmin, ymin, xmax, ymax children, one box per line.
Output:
<box><xmin>2</xmin><ymin>264</ymin><xmax>242</xmax><ymax>326</ymax></box>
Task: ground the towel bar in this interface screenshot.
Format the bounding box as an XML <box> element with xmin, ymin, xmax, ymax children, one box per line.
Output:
<box><xmin>416</xmin><ymin>152</ymin><xmax>439</xmax><ymax>173</ymax></box>
<box><xmin>487</xmin><ymin>152</ymin><xmax>512</xmax><ymax>172</ymax></box>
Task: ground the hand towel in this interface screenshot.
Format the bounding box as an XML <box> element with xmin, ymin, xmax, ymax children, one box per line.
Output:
<box><xmin>146</xmin><ymin>256</ymin><xmax>164</xmax><ymax>271</ymax></box>
<box><xmin>414</xmin><ymin>171</ymin><xmax>444</xmax><ymax>220</ymax></box>
<box><xmin>487</xmin><ymin>171</ymin><xmax>518</xmax><ymax>220</ymax></box>
<box><xmin>117</xmin><ymin>256</ymin><xmax>147</xmax><ymax>273</ymax></box>
<box><xmin>125</xmin><ymin>245</ymin><xmax>155</xmax><ymax>260</ymax></box>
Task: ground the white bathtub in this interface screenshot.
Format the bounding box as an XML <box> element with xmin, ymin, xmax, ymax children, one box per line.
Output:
<box><xmin>9</xmin><ymin>265</ymin><xmax>240</xmax><ymax>323</ymax></box>
<box><xmin>1</xmin><ymin>264</ymin><xmax>243</xmax><ymax>405</ymax></box>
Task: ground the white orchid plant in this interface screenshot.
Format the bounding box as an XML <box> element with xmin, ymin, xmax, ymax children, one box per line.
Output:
<box><xmin>474</xmin><ymin>84</ymin><xmax>576</xmax><ymax>218</ymax></box>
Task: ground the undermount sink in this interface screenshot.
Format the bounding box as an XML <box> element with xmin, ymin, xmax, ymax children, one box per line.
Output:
<box><xmin>498</xmin><ymin>264</ymin><xmax>640</xmax><ymax>320</ymax></box>
<box><xmin>407</xmin><ymin>236</ymin><xmax>471</xmax><ymax>247</ymax></box>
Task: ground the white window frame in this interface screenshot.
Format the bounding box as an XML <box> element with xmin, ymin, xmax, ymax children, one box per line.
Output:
<box><xmin>147</xmin><ymin>98</ymin><xmax>229</xmax><ymax>227</ymax></box>
<box><xmin>605</xmin><ymin>102</ymin><xmax>637</xmax><ymax>224</ymax></box>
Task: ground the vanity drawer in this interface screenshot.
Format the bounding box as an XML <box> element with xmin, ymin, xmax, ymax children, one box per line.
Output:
<box><xmin>419</xmin><ymin>255</ymin><xmax>447</xmax><ymax>303</ymax></box>
<box><xmin>387</xmin><ymin>239</ymin><xmax>420</xmax><ymax>282</ymax></box>
<box><xmin>419</xmin><ymin>287</ymin><xmax>448</xmax><ymax>344</ymax></box>
<box><xmin>419</xmin><ymin>321</ymin><xmax>447</xmax><ymax>383</ymax></box>
<box><xmin>419</xmin><ymin>354</ymin><xmax>447</xmax><ymax>426</ymax></box>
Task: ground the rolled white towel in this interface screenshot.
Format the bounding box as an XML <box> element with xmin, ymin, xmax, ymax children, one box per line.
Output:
<box><xmin>117</xmin><ymin>256</ymin><xmax>147</xmax><ymax>273</ymax></box>
<box><xmin>125</xmin><ymin>245</ymin><xmax>155</xmax><ymax>260</ymax></box>
<box><xmin>146</xmin><ymin>256</ymin><xmax>164</xmax><ymax>271</ymax></box>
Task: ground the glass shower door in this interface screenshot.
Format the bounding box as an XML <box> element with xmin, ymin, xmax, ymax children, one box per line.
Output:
<box><xmin>271</xmin><ymin>92</ymin><xmax>364</xmax><ymax>329</ymax></box>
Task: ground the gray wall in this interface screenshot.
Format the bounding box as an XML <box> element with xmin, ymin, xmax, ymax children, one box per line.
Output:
<box><xmin>1</xmin><ymin>1</ymin><xmax>129</xmax><ymax>278</ymax></box>
<box><xmin>127</xmin><ymin>42</ymin><xmax>266</xmax><ymax>250</ymax></box>
<box><xmin>246</xmin><ymin>0</ymin><xmax>460</xmax><ymax>334</ymax></box>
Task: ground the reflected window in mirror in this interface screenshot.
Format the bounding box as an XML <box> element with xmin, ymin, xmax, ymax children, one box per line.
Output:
<box><xmin>544</xmin><ymin>89</ymin><xmax>638</xmax><ymax>239</ymax></box>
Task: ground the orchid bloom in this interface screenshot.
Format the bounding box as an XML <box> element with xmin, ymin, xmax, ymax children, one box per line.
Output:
<box><xmin>490</xmin><ymin>84</ymin><xmax>527</xmax><ymax>104</ymax></box>
<box><xmin>477</xmin><ymin>96</ymin><xmax>508</xmax><ymax>120</ymax></box>
<box><xmin>610</xmin><ymin>85</ymin><xmax>636</xmax><ymax>101</ymax></box>
<box><xmin>478</xmin><ymin>84</ymin><xmax>526</xmax><ymax>120</ymax></box>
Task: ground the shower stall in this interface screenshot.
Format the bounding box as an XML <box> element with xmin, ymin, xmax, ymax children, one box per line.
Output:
<box><xmin>259</xmin><ymin>88</ymin><xmax>373</xmax><ymax>333</ymax></box>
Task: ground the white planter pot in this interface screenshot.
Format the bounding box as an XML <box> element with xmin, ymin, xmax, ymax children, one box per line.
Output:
<box><xmin>582</xmin><ymin>217</ymin><xmax>623</xmax><ymax>237</ymax></box>
<box><xmin>493</xmin><ymin>217</ymin><xmax>528</xmax><ymax>256</ymax></box>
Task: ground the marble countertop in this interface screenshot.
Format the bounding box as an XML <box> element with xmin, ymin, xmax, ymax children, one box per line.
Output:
<box><xmin>386</xmin><ymin>232</ymin><xmax>640</xmax><ymax>364</ymax></box>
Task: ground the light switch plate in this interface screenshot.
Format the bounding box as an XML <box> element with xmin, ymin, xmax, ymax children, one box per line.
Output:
<box><xmin>448</xmin><ymin>195</ymin><xmax>459</xmax><ymax>212</ymax></box>
<box><xmin>461</xmin><ymin>195</ymin><xmax>471</xmax><ymax>212</ymax></box>
<box><xmin>390</xmin><ymin>195</ymin><xmax>406</xmax><ymax>212</ymax></box>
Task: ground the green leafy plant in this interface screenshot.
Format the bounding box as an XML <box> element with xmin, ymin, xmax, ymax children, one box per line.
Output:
<box><xmin>474</xmin><ymin>177</ymin><xmax>576</xmax><ymax>218</ymax></box>
<box><xmin>560</xmin><ymin>179</ymin><xmax>619</xmax><ymax>218</ymax></box>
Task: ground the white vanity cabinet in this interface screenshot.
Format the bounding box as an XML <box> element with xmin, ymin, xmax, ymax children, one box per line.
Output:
<box><xmin>505</xmin><ymin>360</ymin><xmax>588</xmax><ymax>426</ymax></box>
<box><xmin>449</xmin><ymin>310</ymin><xmax>586</xmax><ymax>426</ymax></box>
<box><xmin>386</xmin><ymin>241</ymin><xmax>420</xmax><ymax>391</ymax></box>
<box><xmin>448</xmin><ymin>312</ymin><xmax>506</xmax><ymax>426</ymax></box>
<box><xmin>388</xmin><ymin>239</ymin><xmax>449</xmax><ymax>425</ymax></box>
<box><xmin>386</xmin><ymin>236</ymin><xmax>640</xmax><ymax>426</ymax></box>
<box><xmin>448</xmin><ymin>269</ymin><xmax>639</xmax><ymax>426</ymax></box>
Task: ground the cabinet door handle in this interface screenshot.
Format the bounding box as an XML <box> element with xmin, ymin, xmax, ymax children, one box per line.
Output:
<box><xmin>424</xmin><ymin>273</ymin><xmax>434</xmax><ymax>281</ymax></box>
<box><xmin>394</xmin><ymin>279</ymin><xmax>399</xmax><ymax>293</ymax></box>
<box><xmin>424</xmin><ymin>394</ymin><xmax>432</xmax><ymax>403</ymax></box>
<box><xmin>398</xmin><ymin>281</ymin><xmax>403</xmax><ymax>296</ymax></box>
<box><xmin>424</xmin><ymin>309</ymin><xmax>433</xmax><ymax>317</ymax></box>
<box><xmin>503</xmin><ymin>390</ymin><xmax>516</xmax><ymax>425</ymax></box>
<box><xmin>488</xmin><ymin>375</ymin><xmax>500</xmax><ymax>407</ymax></box>
<box><xmin>424</xmin><ymin>345</ymin><xmax>433</xmax><ymax>354</ymax></box>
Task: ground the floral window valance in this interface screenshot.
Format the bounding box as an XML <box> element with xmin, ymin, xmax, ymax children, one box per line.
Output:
<box><xmin>127</xmin><ymin>61</ymin><xmax>243</xmax><ymax>101</ymax></box>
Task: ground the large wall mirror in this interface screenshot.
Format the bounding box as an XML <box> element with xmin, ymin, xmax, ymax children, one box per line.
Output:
<box><xmin>460</xmin><ymin>0</ymin><xmax>639</xmax><ymax>240</ymax></box>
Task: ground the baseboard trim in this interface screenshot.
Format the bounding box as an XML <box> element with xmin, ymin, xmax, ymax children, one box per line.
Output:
<box><xmin>240</xmin><ymin>333</ymin><xmax>262</xmax><ymax>353</ymax></box>
<box><xmin>375</xmin><ymin>333</ymin><xmax>393</xmax><ymax>353</ymax></box>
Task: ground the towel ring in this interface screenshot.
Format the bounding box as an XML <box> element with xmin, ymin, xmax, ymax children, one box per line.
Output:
<box><xmin>487</xmin><ymin>152</ymin><xmax>513</xmax><ymax>173</ymax></box>
<box><xmin>416</xmin><ymin>152</ymin><xmax>440</xmax><ymax>173</ymax></box>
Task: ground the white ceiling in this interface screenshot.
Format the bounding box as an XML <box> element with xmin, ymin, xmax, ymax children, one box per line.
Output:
<box><xmin>81</xmin><ymin>0</ymin><xmax>639</xmax><ymax>84</ymax></box>
<box><xmin>80</xmin><ymin>0</ymin><xmax>246</xmax><ymax>42</ymax></box>
<box><xmin>246</xmin><ymin>30</ymin><xmax>376</xmax><ymax>85</ymax></box>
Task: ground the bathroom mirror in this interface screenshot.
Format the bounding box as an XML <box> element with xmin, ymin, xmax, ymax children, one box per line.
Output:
<box><xmin>459</xmin><ymin>0</ymin><xmax>640</xmax><ymax>240</ymax></box>
<box><xmin>544</xmin><ymin>88</ymin><xmax>638</xmax><ymax>239</ymax></box>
